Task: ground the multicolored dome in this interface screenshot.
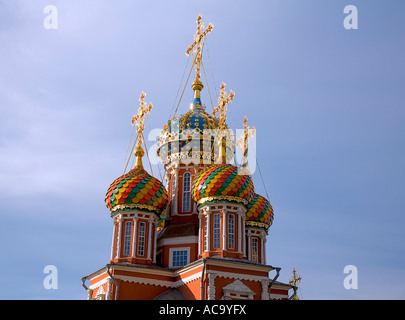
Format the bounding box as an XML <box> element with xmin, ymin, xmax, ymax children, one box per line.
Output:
<box><xmin>156</xmin><ymin>81</ymin><xmax>234</xmax><ymax>165</ymax></box>
<box><xmin>156</xmin><ymin>106</ymin><xmax>223</xmax><ymax>164</ymax></box>
<box><xmin>105</xmin><ymin>147</ymin><xmax>168</xmax><ymax>216</ymax></box>
<box><xmin>245</xmin><ymin>194</ymin><xmax>274</xmax><ymax>230</ymax></box>
<box><xmin>192</xmin><ymin>163</ymin><xmax>255</xmax><ymax>206</ymax></box>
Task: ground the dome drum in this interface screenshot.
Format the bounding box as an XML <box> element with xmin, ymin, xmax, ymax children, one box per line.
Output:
<box><xmin>157</xmin><ymin>109</ymin><xmax>234</xmax><ymax>166</ymax></box>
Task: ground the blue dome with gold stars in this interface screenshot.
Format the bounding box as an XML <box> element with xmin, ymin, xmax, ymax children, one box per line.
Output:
<box><xmin>156</xmin><ymin>80</ymin><xmax>234</xmax><ymax>165</ymax></box>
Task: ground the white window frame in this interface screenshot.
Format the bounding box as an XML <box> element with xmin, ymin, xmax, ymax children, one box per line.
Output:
<box><xmin>123</xmin><ymin>221</ymin><xmax>132</xmax><ymax>256</ymax></box>
<box><xmin>251</xmin><ymin>237</ymin><xmax>258</xmax><ymax>262</ymax></box>
<box><xmin>137</xmin><ymin>221</ymin><xmax>146</xmax><ymax>256</ymax></box>
<box><xmin>213</xmin><ymin>213</ymin><xmax>221</xmax><ymax>249</ymax></box>
<box><xmin>182</xmin><ymin>172</ymin><xmax>191</xmax><ymax>212</ymax></box>
<box><xmin>169</xmin><ymin>247</ymin><xmax>190</xmax><ymax>268</ymax></box>
<box><xmin>228</xmin><ymin>214</ymin><xmax>235</xmax><ymax>250</ymax></box>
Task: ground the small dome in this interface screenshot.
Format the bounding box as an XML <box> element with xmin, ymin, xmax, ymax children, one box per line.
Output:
<box><xmin>105</xmin><ymin>147</ymin><xmax>168</xmax><ymax>216</ymax></box>
<box><xmin>245</xmin><ymin>194</ymin><xmax>274</xmax><ymax>230</ymax></box>
<box><xmin>192</xmin><ymin>163</ymin><xmax>255</xmax><ymax>206</ymax></box>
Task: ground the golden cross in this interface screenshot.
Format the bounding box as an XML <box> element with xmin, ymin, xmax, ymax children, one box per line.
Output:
<box><xmin>289</xmin><ymin>268</ymin><xmax>302</xmax><ymax>287</ymax></box>
<box><xmin>186</xmin><ymin>14</ymin><xmax>213</xmax><ymax>82</ymax></box>
<box><xmin>212</xmin><ymin>82</ymin><xmax>235</xmax><ymax>132</ymax></box>
<box><xmin>236</xmin><ymin>116</ymin><xmax>256</xmax><ymax>168</ymax></box>
<box><xmin>131</xmin><ymin>91</ymin><xmax>153</xmax><ymax>148</ymax></box>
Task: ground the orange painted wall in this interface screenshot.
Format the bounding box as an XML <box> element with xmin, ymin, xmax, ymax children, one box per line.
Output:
<box><xmin>112</xmin><ymin>280</ymin><xmax>169</xmax><ymax>300</ymax></box>
<box><xmin>177</xmin><ymin>279</ymin><xmax>201</xmax><ymax>300</ymax></box>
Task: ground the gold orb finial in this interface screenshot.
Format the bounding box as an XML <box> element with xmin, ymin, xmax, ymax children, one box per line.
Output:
<box><xmin>134</xmin><ymin>146</ymin><xmax>145</xmax><ymax>169</ymax></box>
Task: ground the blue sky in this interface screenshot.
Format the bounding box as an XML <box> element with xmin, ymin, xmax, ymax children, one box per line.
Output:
<box><xmin>0</xmin><ymin>0</ymin><xmax>404</xmax><ymax>299</ymax></box>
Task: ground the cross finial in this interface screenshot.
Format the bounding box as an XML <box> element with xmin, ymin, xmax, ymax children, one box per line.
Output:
<box><xmin>213</xmin><ymin>82</ymin><xmax>235</xmax><ymax>132</ymax></box>
<box><xmin>289</xmin><ymin>268</ymin><xmax>302</xmax><ymax>287</ymax></box>
<box><xmin>131</xmin><ymin>91</ymin><xmax>153</xmax><ymax>149</ymax></box>
<box><xmin>236</xmin><ymin>116</ymin><xmax>256</xmax><ymax>168</ymax></box>
<box><xmin>186</xmin><ymin>14</ymin><xmax>213</xmax><ymax>84</ymax></box>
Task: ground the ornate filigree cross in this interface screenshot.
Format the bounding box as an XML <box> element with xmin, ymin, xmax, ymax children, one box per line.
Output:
<box><xmin>289</xmin><ymin>268</ymin><xmax>302</xmax><ymax>287</ymax></box>
<box><xmin>213</xmin><ymin>82</ymin><xmax>235</xmax><ymax>132</ymax></box>
<box><xmin>236</xmin><ymin>116</ymin><xmax>256</xmax><ymax>168</ymax></box>
<box><xmin>186</xmin><ymin>14</ymin><xmax>213</xmax><ymax>82</ymax></box>
<box><xmin>131</xmin><ymin>91</ymin><xmax>153</xmax><ymax>148</ymax></box>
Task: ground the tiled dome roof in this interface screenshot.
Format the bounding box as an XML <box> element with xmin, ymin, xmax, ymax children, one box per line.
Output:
<box><xmin>105</xmin><ymin>148</ymin><xmax>168</xmax><ymax>216</ymax></box>
<box><xmin>245</xmin><ymin>194</ymin><xmax>274</xmax><ymax>230</ymax></box>
<box><xmin>191</xmin><ymin>163</ymin><xmax>255</xmax><ymax>206</ymax></box>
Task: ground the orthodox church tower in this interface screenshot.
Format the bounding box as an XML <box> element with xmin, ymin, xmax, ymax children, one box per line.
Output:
<box><xmin>82</xmin><ymin>15</ymin><xmax>296</xmax><ymax>300</ymax></box>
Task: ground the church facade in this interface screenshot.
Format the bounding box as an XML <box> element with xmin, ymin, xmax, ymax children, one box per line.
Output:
<box><xmin>82</xmin><ymin>15</ymin><xmax>295</xmax><ymax>301</ymax></box>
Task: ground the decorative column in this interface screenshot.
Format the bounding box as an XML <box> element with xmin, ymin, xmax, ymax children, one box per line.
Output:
<box><xmin>263</xmin><ymin>238</ymin><xmax>267</xmax><ymax>265</ymax></box>
<box><xmin>115</xmin><ymin>215</ymin><xmax>123</xmax><ymax>259</ymax></box>
<box><xmin>260</xmin><ymin>235</ymin><xmax>264</xmax><ymax>264</ymax></box>
<box><xmin>110</xmin><ymin>218</ymin><xmax>117</xmax><ymax>261</ymax></box>
<box><xmin>247</xmin><ymin>230</ymin><xmax>252</xmax><ymax>260</ymax></box>
<box><xmin>207</xmin><ymin>273</ymin><xmax>217</xmax><ymax>300</ymax></box>
<box><xmin>242</xmin><ymin>216</ymin><xmax>247</xmax><ymax>258</ymax></box>
<box><xmin>222</xmin><ymin>207</ymin><xmax>227</xmax><ymax>251</ymax></box>
<box><xmin>106</xmin><ymin>278</ymin><xmax>112</xmax><ymax>300</ymax></box>
<box><xmin>198</xmin><ymin>214</ymin><xmax>202</xmax><ymax>256</ymax></box>
<box><xmin>131</xmin><ymin>214</ymin><xmax>138</xmax><ymax>258</ymax></box>
<box><xmin>172</xmin><ymin>166</ymin><xmax>179</xmax><ymax>215</ymax></box>
<box><xmin>86</xmin><ymin>289</ymin><xmax>93</xmax><ymax>300</ymax></box>
<box><xmin>237</xmin><ymin>210</ymin><xmax>242</xmax><ymax>253</ymax></box>
<box><xmin>153</xmin><ymin>218</ymin><xmax>157</xmax><ymax>263</ymax></box>
<box><xmin>261</xmin><ymin>279</ymin><xmax>270</xmax><ymax>300</ymax></box>
<box><xmin>206</xmin><ymin>208</ymin><xmax>210</xmax><ymax>252</ymax></box>
<box><xmin>147</xmin><ymin>216</ymin><xmax>153</xmax><ymax>261</ymax></box>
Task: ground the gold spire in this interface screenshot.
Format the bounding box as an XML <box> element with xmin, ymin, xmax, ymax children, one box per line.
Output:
<box><xmin>236</xmin><ymin>116</ymin><xmax>255</xmax><ymax>168</ymax></box>
<box><xmin>186</xmin><ymin>14</ymin><xmax>213</xmax><ymax>101</ymax></box>
<box><xmin>130</xmin><ymin>91</ymin><xmax>152</xmax><ymax>168</ymax></box>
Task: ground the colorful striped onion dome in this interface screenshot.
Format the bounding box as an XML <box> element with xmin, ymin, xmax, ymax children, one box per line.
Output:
<box><xmin>105</xmin><ymin>147</ymin><xmax>168</xmax><ymax>216</ymax></box>
<box><xmin>192</xmin><ymin>163</ymin><xmax>255</xmax><ymax>206</ymax></box>
<box><xmin>245</xmin><ymin>194</ymin><xmax>274</xmax><ymax>230</ymax></box>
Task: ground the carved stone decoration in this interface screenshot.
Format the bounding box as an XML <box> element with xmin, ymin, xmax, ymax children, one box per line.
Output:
<box><xmin>95</xmin><ymin>285</ymin><xmax>106</xmax><ymax>300</ymax></box>
<box><xmin>106</xmin><ymin>278</ymin><xmax>112</xmax><ymax>300</ymax></box>
<box><xmin>261</xmin><ymin>279</ymin><xmax>270</xmax><ymax>300</ymax></box>
<box><xmin>221</xmin><ymin>279</ymin><xmax>254</xmax><ymax>300</ymax></box>
<box><xmin>207</xmin><ymin>273</ymin><xmax>217</xmax><ymax>300</ymax></box>
<box><xmin>86</xmin><ymin>289</ymin><xmax>93</xmax><ymax>300</ymax></box>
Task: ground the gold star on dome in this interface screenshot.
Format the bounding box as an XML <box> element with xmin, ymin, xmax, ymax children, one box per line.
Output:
<box><xmin>131</xmin><ymin>91</ymin><xmax>153</xmax><ymax>149</ymax></box>
<box><xmin>236</xmin><ymin>116</ymin><xmax>255</xmax><ymax>168</ymax></box>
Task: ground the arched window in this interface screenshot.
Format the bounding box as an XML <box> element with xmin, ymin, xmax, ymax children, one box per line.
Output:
<box><xmin>182</xmin><ymin>172</ymin><xmax>191</xmax><ymax>212</ymax></box>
